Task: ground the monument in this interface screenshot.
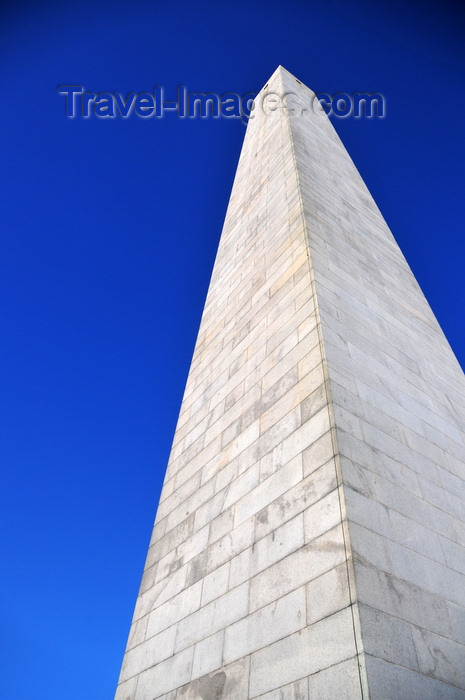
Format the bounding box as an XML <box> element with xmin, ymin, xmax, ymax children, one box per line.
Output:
<box><xmin>115</xmin><ymin>67</ymin><xmax>465</xmax><ymax>699</ymax></box>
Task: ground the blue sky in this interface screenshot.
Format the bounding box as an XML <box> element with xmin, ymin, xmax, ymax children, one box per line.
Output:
<box><xmin>1</xmin><ymin>1</ymin><xmax>464</xmax><ymax>698</ymax></box>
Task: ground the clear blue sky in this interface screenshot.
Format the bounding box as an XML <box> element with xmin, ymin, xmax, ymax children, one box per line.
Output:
<box><xmin>1</xmin><ymin>1</ymin><xmax>464</xmax><ymax>698</ymax></box>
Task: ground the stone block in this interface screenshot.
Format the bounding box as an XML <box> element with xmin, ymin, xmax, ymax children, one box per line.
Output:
<box><xmin>191</xmin><ymin>630</ymin><xmax>224</xmax><ymax>680</ymax></box>
<box><xmin>224</xmin><ymin>586</ymin><xmax>306</xmax><ymax>664</ymax></box>
<box><xmin>126</xmin><ymin>615</ymin><xmax>149</xmax><ymax>651</ymax></box>
<box><xmin>354</xmin><ymin>560</ymin><xmax>454</xmax><ymax>639</ymax></box>
<box><xmin>307</xmin><ymin>656</ymin><xmax>362</xmax><ymax>700</ymax></box>
<box><xmin>348</xmin><ymin>521</ymin><xmax>392</xmax><ymax>573</ymax></box>
<box><xmin>411</xmin><ymin>626</ymin><xmax>465</xmax><ymax>689</ymax></box>
<box><xmin>281</xmin><ymin>407</ymin><xmax>331</xmax><ymax>465</ymax></box>
<box><xmin>201</xmin><ymin>561</ymin><xmax>230</xmax><ymax>607</ymax></box>
<box><xmin>186</xmin><ymin>518</ymin><xmax>254</xmax><ymax>587</ymax></box>
<box><xmin>176</xmin><ymin>657</ymin><xmax>250</xmax><ymax>700</ymax></box>
<box><xmin>302</xmin><ymin>429</ymin><xmax>335</xmax><ymax>477</ymax></box>
<box><xmin>135</xmin><ymin>646</ymin><xmax>194</xmax><ymax>699</ymax></box>
<box><xmin>146</xmin><ymin>580</ymin><xmax>202</xmax><ymax>639</ymax></box>
<box><xmin>363</xmin><ymin>654</ymin><xmax>464</xmax><ymax>700</ymax></box>
<box><xmin>358</xmin><ymin>604</ymin><xmax>419</xmax><ymax>670</ymax></box>
<box><xmin>230</xmin><ymin>512</ymin><xmax>304</xmax><ymax>589</ymax></box>
<box><xmin>303</xmin><ymin>483</ymin><xmax>341</xmax><ymax>543</ymax></box>
<box><xmin>233</xmin><ymin>455</ymin><xmax>302</xmax><ymax>527</ymax></box>
<box><xmin>120</xmin><ymin>624</ymin><xmax>177</xmax><ymax>682</ymax></box>
<box><xmin>251</xmin><ymin>679</ymin><xmax>308</xmax><ymax>700</ymax></box>
<box><xmin>250</xmin><ymin>524</ymin><xmax>346</xmax><ymax>613</ymax></box>
<box><xmin>306</xmin><ymin>561</ymin><xmax>351</xmax><ymax>625</ymax></box>
<box><xmin>174</xmin><ymin>582</ymin><xmax>249</xmax><ymax>652</ymax></box>
<box><xmin>249</xmin><ymin>607</ymin><xmax>357</xmax><ymax>697</ymax></box>
<box><xmin>255</xmin><ymin>459</ymin><xmax>337</xmax><ymax>541</ymax></box>
<box><xmin>114</xmin><ymin>676</ymin><xmax>137</xmax><ymax>700</ymax></box>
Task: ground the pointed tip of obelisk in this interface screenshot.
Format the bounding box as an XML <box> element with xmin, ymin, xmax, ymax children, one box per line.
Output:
<box><xmin>261</xmin><ymin>65</ymin><xmax>307</xmax><ymax>92</ymax></box>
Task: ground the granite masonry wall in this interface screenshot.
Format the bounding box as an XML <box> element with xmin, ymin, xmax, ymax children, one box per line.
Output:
<box><xmin>115</xmin><ymin>67</ymin><xmax>465</xmax><ymax>699</ymax></box>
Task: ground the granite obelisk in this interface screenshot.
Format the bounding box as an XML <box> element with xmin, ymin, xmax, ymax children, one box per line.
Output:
<box><xmin>115</xmin><ymin>67</ymin><xmax>465</xmax><ymax>699</ymax></box>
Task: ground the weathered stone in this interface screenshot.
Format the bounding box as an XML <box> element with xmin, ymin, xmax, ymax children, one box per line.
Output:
<box><xmin>115</xmin><ymin>65</ymin><xmax>465</xmax><ymax>699</ymax></box>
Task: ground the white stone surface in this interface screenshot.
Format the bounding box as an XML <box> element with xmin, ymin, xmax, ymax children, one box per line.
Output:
<box><xmin>249</xmin><ymin>607</ymin><xmax>357</xmax><ymax>697</ymax></box>
<box><xmin>307</xmin><ymin>657</ymin><xmax>363</xmax><ymax>700</ymax></box>
<box><xmin>115</xmin><ymin>66</ymin><xmax>465</xmax><ymax>699</ymax></box>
